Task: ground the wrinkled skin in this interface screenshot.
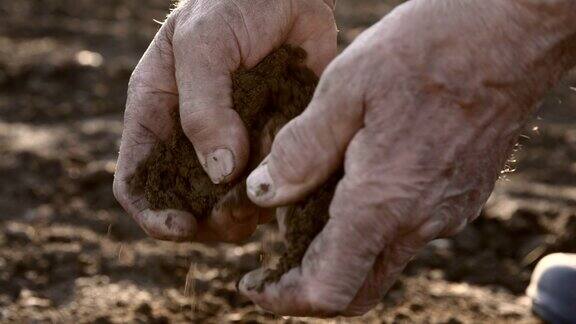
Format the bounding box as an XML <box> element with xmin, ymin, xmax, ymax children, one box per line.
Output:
<box><xmin>240</xmin><ymin>0</ymin><xmax>576</xmax><ymax>317</ymax></box>
<box><xmin>113</xmin><ymin>0</ymin><xmax>337</xmax><ymax>242</ymax></box>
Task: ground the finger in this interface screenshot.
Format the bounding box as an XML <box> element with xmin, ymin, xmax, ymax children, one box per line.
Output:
<box><xmin>286</xmin><ymin>0</ymin><xmax>338</xmax><ymax>75</ymax></box>
<box><xmin>343</xmin><ymin>187</ymin><xmax>484</xmax><ymax>314</ymax></box>
<box><xmin>239</xmin><ymin>197</ymin><xmax>386</xmax><ymax>316</ymax></box>
<box><xmin>115</xmin><ymin>177</ymin><xmax>197</xmax><ymax>241</ymax></box>
<box><xmin>335</xmin><ymin>122</ymin><xmax>456</xmax><ymax>315</ymax></box>
<box><xmin>173</xmin><ymin>19</ymin><xmax>249</xmax><ymax>185</ymax></box>
<box><xmin>114</xmin><ymin>16</ymin><xmax>198</xmax><ymax>241</ymax></box>
<box><xmin>245</xmin><ymin>60</ymin><xmax>365</xmax><ymax>207</ymax></box>
<box><xmin>240</xmin><ymin>136</ymin><xmax>397</xmax><ymax>316</ymax></box>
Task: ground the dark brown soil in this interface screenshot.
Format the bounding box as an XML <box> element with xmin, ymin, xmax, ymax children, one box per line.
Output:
<box><xmin>127</xmin><ymin>45</ymin><xmax>331</xmax><ymax>283</ymax></box>
<box><xmin>128</xmin><ymin>45</ymin><xmax>317</xmax><ymax>221</ymax></box>
<box><xmin>261</xmin><ymin>176</ymin><xmax>338</xmax><ymax>287</ymax></box>
<box><xmin>128</xmin><ymin>109</ymin><xmax>231</xmax><ymax>217</ymax></box>
<box><xmin>1</xmin><ymin>0</ymin><xmax>575</xmax><ymax>323</ymax></box>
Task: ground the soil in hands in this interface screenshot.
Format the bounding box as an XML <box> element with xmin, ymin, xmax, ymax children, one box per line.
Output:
<box><xmin>260</xmin><ymin>178</ymin><xmax>338</xmax><ymax>288</ymax></box>
<box><xmin>129</xmin><ymin>45</ymin><xmax>317</xmax><ymax>218</ymax></box>
<box><xmin>128</xmin><ymin>45</ymin><xmax>334</xmax><ymax>283</ymax></box>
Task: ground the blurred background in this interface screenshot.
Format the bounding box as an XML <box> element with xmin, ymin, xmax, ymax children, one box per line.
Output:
<box><xmin>0</xmin><ymin>0</ymin><xmax>575</xmax><ymax>322</ymax></box>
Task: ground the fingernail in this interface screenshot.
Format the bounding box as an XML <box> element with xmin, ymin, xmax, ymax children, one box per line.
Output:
<box><xmin>247</xmin><ymin>163</ymin><xmax>275</xmax><ymax>202</ymax></box>
<box><xmin>205</xmin><ymin>148</ymin><xmax>235</xmax><ymax>184</ymax></box>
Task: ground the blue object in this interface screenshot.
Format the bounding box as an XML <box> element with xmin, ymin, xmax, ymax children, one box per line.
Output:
<box><xmin>527</xmin><ymin>253</ymin><xmax>576</xmax><ymax>324</ymax></box>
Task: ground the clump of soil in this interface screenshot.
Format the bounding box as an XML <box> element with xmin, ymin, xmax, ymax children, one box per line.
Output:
<box><xmin>129</xmin><ymin>45</ymin><xmax>335</xmax><ymax>282</ymax></box>
<box><xmin>261</xmin><ymin>178</ymin><xmax>338</xmax><ymax>286</ymax></box>
<box><xmin>128</xmin><ymin>108</ymin><xmax>231</xmax><ymax>218</ymax></box>
<box><xmin>128</xmin><ymin>45</ymin><xmax>318</xmax><ymax>219</ymax></box>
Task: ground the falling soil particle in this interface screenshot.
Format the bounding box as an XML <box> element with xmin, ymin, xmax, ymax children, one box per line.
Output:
<box><xmin>260</xmin><ymin>177</ymin><xmax>338</xmax><ymax>288</ymax></box>
<box><xmin>128</xmin><ymin>45</ymin><xmax>337</xmax><ymax>283</ymax></box>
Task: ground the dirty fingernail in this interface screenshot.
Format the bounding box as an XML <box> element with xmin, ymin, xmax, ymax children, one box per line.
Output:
<box><xmin>206</xmin><ymin>148</ymin><xmax>235</xmax><ymax>184</ymax></box>
<box><xmin>247</xmin><ymin>164</ymin><xmax>275</xmax><ymax>202</ymax></box>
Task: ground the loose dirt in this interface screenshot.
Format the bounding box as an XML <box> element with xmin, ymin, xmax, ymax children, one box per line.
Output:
<box><xmin>128</xmin><ymin>44</ymin><xmax>331</xmax><ymax>282</ymax></box>
<box><xmin>128</xmin><ymin>108</ymin><xmax>230</xmax><ymax>218</ymax></box>
<box><xmin>128</xmin><ymin>45</ymin><xmax>316</xmax><ymax>220</ymax></box>
<box><xmin>260</xmin><ymin>177</ymin><xmax>339</xmax><ymax>287</ymax></box>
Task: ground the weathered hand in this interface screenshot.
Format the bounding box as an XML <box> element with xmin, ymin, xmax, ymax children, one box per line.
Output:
<box><xmin>240</xmin><ymin>0</ymin><xmax>576</xmax><ymax>316</ymax></box>
<box><xmin>113</xmin><ymin>0</ymin><xmax>337</xmax><ymax>242</ymax></box>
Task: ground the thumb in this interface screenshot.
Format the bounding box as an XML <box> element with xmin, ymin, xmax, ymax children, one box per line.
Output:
<box><xmin>173</xmin><ymin>25</ymin><xmax>249</xmax><ymax>185</ymax></box>
<box><xmin>246</xmin><ymin>63</ymin><xmax>365</xmax><ymax>207</ymax></box>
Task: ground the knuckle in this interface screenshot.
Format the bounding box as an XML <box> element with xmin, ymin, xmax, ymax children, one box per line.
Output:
<box><xmin>154</xmin><ymin>25</ymin><xmax>175</xmax><ymax>59</ymax></box>
<box><xmin>179</xmin><ymin>108</ymin><xmax>242</xmax><ymax>149</ymax></box>
<box><xmin>171</xmin><ymin>6</ymin><xmax>240</xmax><ymax>68</ymax></box>
<box><xmin>173</xmin><ymin>14</ymin><xmax>210</xmax><ymax>45</ymax></box>
<box><xmin>325</xmin><ymin>47</ymin><xmax>366</xmax><ymax>80</ymax></box>
<box><xmin>320</xmin><ymin>62</ymin><xmax>349</xmax><ymax>92</ymax></box>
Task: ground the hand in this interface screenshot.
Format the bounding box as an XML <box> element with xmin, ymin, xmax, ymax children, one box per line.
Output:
<box><xmin>240</xmin><ymin>0</ymin><xmax>576</xmax><ymax>317</ymax></box>
<box><xmin>113</xmin><ymin>0</ymin><xmax>337</xmax><ymax>242</ymax></box>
